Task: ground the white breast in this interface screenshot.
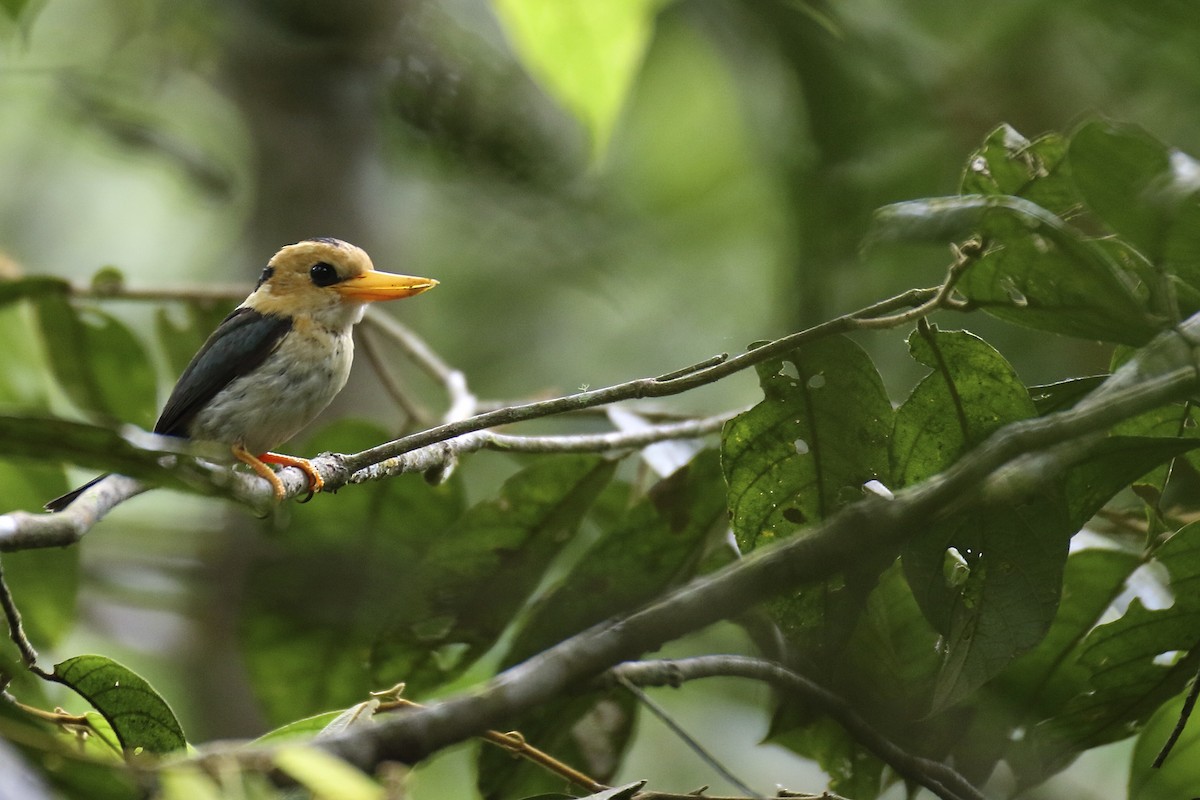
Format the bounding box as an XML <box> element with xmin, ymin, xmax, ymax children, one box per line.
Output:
<box><xmin>187</xmin><ymin>323</ymin><xmax>354</xmax><ymax>455</ymax></box>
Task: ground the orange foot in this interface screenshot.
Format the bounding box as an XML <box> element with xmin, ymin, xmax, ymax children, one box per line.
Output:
<box><xmin>231</xmin><ymin>443</ymin><xmax>323</xmax><ymax>502</ymax></box>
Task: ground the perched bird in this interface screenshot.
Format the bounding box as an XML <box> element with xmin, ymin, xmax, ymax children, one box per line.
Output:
<box><xmin>45</xmin><ymin>238</ymin><xmax>436</xmax><ymax>511</ymax></box>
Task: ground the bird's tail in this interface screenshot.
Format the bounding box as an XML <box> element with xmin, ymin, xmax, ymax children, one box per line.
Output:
<box><xmin>44</xmin><ymin>474</ymin><xmax>110</xmax><ymax>512</ymax></box>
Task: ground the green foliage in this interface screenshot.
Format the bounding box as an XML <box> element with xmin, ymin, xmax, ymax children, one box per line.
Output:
<box><xmin>8</xmin><ymin>72</ymin><xmax>1200</xmax><ymax>800</ymax></box>
<box><xmin>478</xmin><ymin>452</ymin><xmax>727</xmax><ymax>798</ymax></box>
<box><xmin>52</xmin><ymin>655</ymin><xmax>187</xmax><ymax>754</ymax></box>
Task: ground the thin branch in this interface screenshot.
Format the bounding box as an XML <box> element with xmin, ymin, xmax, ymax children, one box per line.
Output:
<box><xmin>1153</xmin><ymin>661</ymin><xmax>1200</xmax><ymax>767</ymax></box>
<box><xmin>362</xmin><ymin>310</ymin><xmax>476</xmax><ymax>422</ymax></box>
<box><xmin>0</xmin><ymin>556</ymin><xmax>51</xmax><ymax>679</ymax></box>
<box><xmin>606</xmin><ymin>657</ymin><xmax>984</xmax><ymax>800</ymax></box>
<box><xmin>335</xmin><ymin>284</ymin><xmax>947</xmax><ymax>480</ymax></box>
<box><xmin>483</xmin><ymin>413</ymin><xmax>734</xmax><ymax>454</ymax></box>
<box><xmin>357</xmin><ymin>324</ymin><xmax>432</xmax><ymax>427</ymax></box>
<box><xmin>615</xmin><ymin>675</ymin><xmax>764</xmax><ymax>799</ymax></box>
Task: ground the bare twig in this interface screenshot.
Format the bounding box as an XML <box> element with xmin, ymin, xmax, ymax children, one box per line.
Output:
<box><xmin>363</xmin><ymin>309</ymin><xmax>477</xmax><ymax>423</ymax></box>
<box><xmin>0</xmin><ymin>557</ymin><xmax>51</xmax><ymax>679</ymax></box>
<box><xmin>607</xmin><ymin>657</ymin><xmax>983</xmax><ymax>800</ymax></box>
<box><xmin>357</xmin><ymin>325</ymin><xmax>432</xmax><ymax>427</ymax></box>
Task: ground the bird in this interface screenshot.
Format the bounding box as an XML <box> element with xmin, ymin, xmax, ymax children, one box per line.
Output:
<box><xmin>45</xmin><ymin>238</ymin><xmax>436</xmax><ymax>511</ymax></box>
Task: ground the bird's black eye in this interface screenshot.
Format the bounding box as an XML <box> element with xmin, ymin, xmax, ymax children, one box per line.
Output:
<box><xmin>309</xmin><ymin>262</ymin><xmax>340</xmax><ymax>287</ymax></box>
<box><xmin>256</xmin><ymin>266</ymin><xmax>274</xmax><ymax>288</ymax></box>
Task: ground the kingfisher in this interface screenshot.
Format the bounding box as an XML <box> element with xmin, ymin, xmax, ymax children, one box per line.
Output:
<box><xmin>45</xmin><ymin>238</ymin><xmax>436</xmax><ymax>511</ymax></box>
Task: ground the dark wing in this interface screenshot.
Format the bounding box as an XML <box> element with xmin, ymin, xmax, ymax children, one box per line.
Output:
<box><xmin>154</xmin><ymin>307</ymin><xmax>292</xmax><ymax>437</ymax></box>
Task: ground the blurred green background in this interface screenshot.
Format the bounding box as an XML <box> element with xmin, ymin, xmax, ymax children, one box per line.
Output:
<box><xmin>3</xmin><ymin>1</ymin><xmax>1199</xmax><ymax>796</ymax></box>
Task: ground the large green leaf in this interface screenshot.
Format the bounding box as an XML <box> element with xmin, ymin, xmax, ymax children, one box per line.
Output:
<box><xmin>241</xmin><ymin>420</ymin><xmax>614</xmax><ymax>723</ymax></box>
<box><xmin>489</xmin><ymin>0</ymin><xmax>667</xmax><ymax>158</ymax></box>
<box><xmin>869</xmin><ymin>195</ymin><xmax>1159</xmax><ymax>344</ymax></box>
<box><xmin>478</xmin><ymin>452</ymin><xmax>726</xmax><ymax>799</ymax></box>
<box><xmin>723</xmin><ymin>335</ymin><xmax>893</xmax><ymax>551</ymax></box>
<box><xmin>723</xmin><ymin>335</ymin><xmax>893</xmax><ymax>670</ymax></box>
<box><xmin>1068</xmin><ymin>120</ymin><xmax>1178</xmax><ymax>262</ymax></box>
<box><xmin>1129</xmin><ymin>692</ymin><xmax>1200</xmax><ymax>800</ymax></box>
<box><xmin>894</xmin><ymin>327</ymin><xmax>1073</xmax><ymax>710</ymax></box>
<box><xmin>52</xmin><ymin>654</ymin><xmax>187</xmax><ymax>754</ymax></box>
<box><xmin>34</xmin><ymin>295</ymin><xmax>158</xmax><ymax>428</ymax></box>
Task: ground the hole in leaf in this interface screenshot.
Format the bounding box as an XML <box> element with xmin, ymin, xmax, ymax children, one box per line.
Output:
<box><xmin>794</xmin><ymin>439</ymin><xmax>809</xmax><ymax>455</ymax></box>
<box><xmin>782</xmin><ymin>507</ymin><xmax>806</xmax><ymax>524</ymax></box>
<box><xmin>1153</xmin><ymin>650</ymin><xmax>1184</xmax><ymax>667</ymax></box>
<box><xmin>777</xmin><ymin>361</ymin><xmax>800</xmax><ymax>380</ymax></box>
<box><xmin>806</xmin><ymin>374</ymin><xmax>826</xmax><ymax>389</ymax></box>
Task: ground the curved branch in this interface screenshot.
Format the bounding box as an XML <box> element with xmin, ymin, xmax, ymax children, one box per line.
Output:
<box><xmin>605</xmin><ymin>657</ymin><xmax>984</xmax><ymax>800</ymax></box>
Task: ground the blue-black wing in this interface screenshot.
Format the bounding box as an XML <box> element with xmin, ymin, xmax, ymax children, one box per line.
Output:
<box><xmin>154</xmin><ymin>307</ymin><xmax>292</xmax><ymax>438</ymax></box>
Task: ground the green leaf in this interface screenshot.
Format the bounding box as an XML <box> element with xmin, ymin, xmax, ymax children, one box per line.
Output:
<box><xmin>893</xmin><ymin>327</ymin><xmax>1073</xmax><ymax>709</ymax></box>
<box><xmin>52</xmin><ymin>654</ymin><xmax>187</xmax><ymax>754</ymax></box>
<box><xmin>1028</xmin><ymin>376</ymin><xmax>1108</xmax><ymax>415</ymax></box>
<box><xmin>1063</xmin><ymin>435</ymin><xmax>1200</xmax><ymax>529</ymax></box>
<box><xmin>1129</xmin><ymin>691</ymin><xmax>1200</xmax><ymax>800</ymax></box>
<box><xmin>241</xmin><ymin>420</ymin><xmax>614</xmax><ymax>723</ymax></box>
<box><xmin>723</xmin><ymin>335</ymin><xmax>893</xmax><ymax>552</ymax></box>
<box><xmin>869</xmin><ymin>195</ymin><xmax>1158</xmax><ymax>345</ymax></box>
<box><xmin>34</xmin><ymin>295</ymin><xmax>158</xmax><ymax>428</ymax></box>
<box><xmin>273</xmin><ymin>746</ymin><xmax>383</xmax><ymax>800</ymax></box>
<box><xmin>479</xmin><ymin>454</ymin><xmax>726</xmax><ymax>799</ymax></box>
<box><xmin>723</xmin><ymin>335</ymin><xmax>894</xmax><ymax>673</ymax></box>
<box><xmin>489</xmin><ymin>0</ymin><xmax>667</xmax><ymax>159</ymax></box>
<box><xmin>961</xmin><ymin>124</ymin><xmax>1078</xmax><ymax>217</ymax></box>
<box><xmin>1009</xmin><ymin>523</ymin><xmax>1200</xmax><ymax>788</ymax></box>
<box><xmin>253</xmin><ymin>710</ymin><xmax>344</xmax><ymax>744</ymax></box>
<box><xmin>1068</xmin><ymin>120</ymin><xmax>1179</xmax><ymax>261</ymax></box>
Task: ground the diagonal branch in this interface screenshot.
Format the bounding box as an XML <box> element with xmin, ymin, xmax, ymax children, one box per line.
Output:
<box><xmin>299</xmin><ymin>319</ymin><xmax>1200</xmax><ymax>772</ymax></box>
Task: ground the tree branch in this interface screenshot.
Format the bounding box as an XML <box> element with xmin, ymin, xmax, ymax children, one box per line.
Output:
<box><xmin>605</xmin><ymin>657</ymin><xmax>984</xmax><ymax>800</ymax></box>
<box><xmin>299</xmin><ymin>319</ymin><xmax>1200</xmax><ymax>772</ymax></box>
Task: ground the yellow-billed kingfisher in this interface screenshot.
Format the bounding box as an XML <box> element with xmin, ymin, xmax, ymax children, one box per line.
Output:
<box><xmin>45</xmin><ymin>238</ymin><xmax>436</xmax><ymax>511</ymax></box>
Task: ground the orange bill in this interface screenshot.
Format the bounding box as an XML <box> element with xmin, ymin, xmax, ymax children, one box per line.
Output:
<box><xmin>334</xmin><ymin>270</ymin><xmax>438</xmax><ymax>302</ymax></box>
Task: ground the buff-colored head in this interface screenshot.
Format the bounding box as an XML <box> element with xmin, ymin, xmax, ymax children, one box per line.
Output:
<box><xmin>246</xmin><ymin>238</ymin><xmax>436</xmax><ymax>326</ymax></box>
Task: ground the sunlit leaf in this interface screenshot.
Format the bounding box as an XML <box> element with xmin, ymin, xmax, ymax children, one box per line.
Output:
<box><xmin>273</xmin><ymin>746</ymin><xmax>384</xmax><ymax>800</ymax></box>
<box><xmin>52</xmin><ymin>654</ymin><xmax>187</xmax><ymax>754</ymax></box>
<box><xmin>489</xmin><ymin>0</ymin><xmax>668</xmax><ymax>158</ymax></box>
<box><xmin>1008</xmin><ymin>523</ymin><xmax>1200</xmax><ymax>789</ymax></box>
